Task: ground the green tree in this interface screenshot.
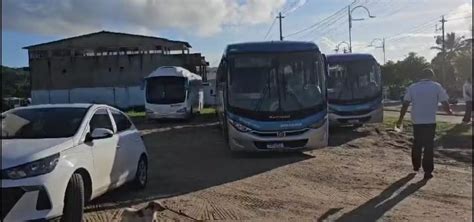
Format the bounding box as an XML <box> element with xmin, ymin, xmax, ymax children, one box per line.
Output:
<box><xmin>1</xmin><ymin>66</ymin><xmax>30</xmax><ymax>99</ymax></box>
<box><xmin>381</xmin><ymin>52</ymin><xmax>430</xmax><ymax>99</ymax></box>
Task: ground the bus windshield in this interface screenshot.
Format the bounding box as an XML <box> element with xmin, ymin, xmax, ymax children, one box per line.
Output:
<box><xmin>146</xmin><ymin>76</ymin><xmax>186</xmax><ymax>104</ymax></box>
<box><xmin>328</xmin><ymin>60</ymin><xmax>381</xmax><ymax>103</ymax></box>
<box><xmin>228</xmin><ymin>52</ymin><xmax>324</xmax><ymax>114</ymax></box>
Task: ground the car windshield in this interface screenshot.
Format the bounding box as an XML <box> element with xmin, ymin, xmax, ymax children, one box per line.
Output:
<box><xmin>328</xmin><ymin>60</ymin><xmax>381</xmax><ymax>102</ymax></box>
<box><xmin>1</xmin><ymin>107</ymin><xmax>87</xmax><ymax>139</ymax></box>
<box><xmin>146</xmin><ymin>76</ymin><xmax>186</xmax><ymax>104</ymax></box>
<box><xmin>228</xmin><ymin>52</ymin><xmax>324</xmax><ymax>113</ymax></box>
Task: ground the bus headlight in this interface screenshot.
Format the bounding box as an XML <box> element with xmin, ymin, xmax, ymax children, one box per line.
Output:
<box><xmin>309</xmin><ymin>118</ymin><xmax>327</xmax><ymax>129</ymax></box>
<box><xmin>228</xmin><ymin>119</ymin><xmax>251</xmax><ymax>132</ymax></box>
<box><xmin>176</xmin><ymin>107</ymin><xmax>187</xmax><ymax>113</ymax></box>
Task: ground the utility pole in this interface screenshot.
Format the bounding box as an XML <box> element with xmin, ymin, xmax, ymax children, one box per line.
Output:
<box><xmin>440</xmin><ymin>15</ymin><xmax>447</xmax><ymax>84</ymax></box>
<box><xmin>348</xmin><ymin>6</ymin><xmax>352</xmax><ymax>52</ymax></box>
<box><xmin>277</xmin><ymin>12</ymin><xmax>285</xmax><ymax>41</ymax></box>
<box><xmin>382</xmin><ymin>38</ymin><xmax>386</xmax><ymax>64</ymax></box>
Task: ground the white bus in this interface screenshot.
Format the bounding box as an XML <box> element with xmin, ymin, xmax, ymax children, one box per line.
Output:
<box><xmin>144</xmin><ymin>66</ymin><xmax>203</xmax><ymax>120</ymax></box>
<box><xmin>216</xmin><ymin>41</ymin><xmax>329</xmax><ymax>152</ymax></box>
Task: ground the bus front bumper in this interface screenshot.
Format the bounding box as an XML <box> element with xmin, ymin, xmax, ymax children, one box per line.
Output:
<box><xmin>227</xmin><ymin>122</ymin><xmax>328</xmax><ymax>152</ymax></box>
<box><xmin>146</xmin><ymin>112</ymin><xmax>188</xmax><ymax>120</ymax></box>
<box><xmin>329</xmin><ymin>106</ymin><xmax>383</xmax><ymax>126</ymax></box>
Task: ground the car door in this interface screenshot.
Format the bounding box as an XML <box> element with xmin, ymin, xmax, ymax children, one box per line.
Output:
<box><xmin>109</xmin><ymin>108</ymin><xmax>141</xmax><ymax>184</ymax></box>
<box><xmin>88</xmin><ymin>108</ymin><xmax>120</xmax><ymax>192</ymax></box>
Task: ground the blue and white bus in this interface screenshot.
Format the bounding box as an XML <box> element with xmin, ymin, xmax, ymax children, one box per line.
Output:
<box><xmin>326</xmin><ymin>53</ymin><xmax>383</xmax><ymax>126</ymax></box>
<box><xmin>216</xmin><ymin>41</ymin><xmax>328</xmax><ymax>152</ymax></box>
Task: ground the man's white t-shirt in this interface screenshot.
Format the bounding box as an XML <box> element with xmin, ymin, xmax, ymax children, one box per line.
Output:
<box><xmin>403</xmin><ymin>80</ymin><xmax>449</xmax><ymax>124</ymax></box>
<box><xmin>463</xmin><ymin>81</ymin><xmax>472</xmax><ymax>102</ymax></box>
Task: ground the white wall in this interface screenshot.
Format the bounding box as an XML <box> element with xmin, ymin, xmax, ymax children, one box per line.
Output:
<box><xmin>203</xmin><ymin>80</ymin><xmax>216</xmax><ymax>106</ymax></box>
<box><xmin>31</xmin><ymin>86</ymin><xmax>145</xmax><ymax>109</ymax></box>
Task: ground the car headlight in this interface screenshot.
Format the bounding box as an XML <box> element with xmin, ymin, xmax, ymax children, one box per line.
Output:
<box><xmin>176</xmin><ymin>107</ymin><xmax>187</xmax><ymax>113</ymax></box>
<box><xmin>228</xmin><ymin>118</ymin><xmax>251</xmax><ymax>132</ymax></box>
<box><xmin>309</xmin><ymin>118</ymin><xmax>327</xmax><ymax>129</ymax></box>
<box><xmin>2</xmin><ymin>153</ymin><xmax>60</xmax><ymax>179</ymax></box>
<box><xmin>146</xmin><ymin>109</ymin><xmax>154</xmax><ymax>114</ymax></box>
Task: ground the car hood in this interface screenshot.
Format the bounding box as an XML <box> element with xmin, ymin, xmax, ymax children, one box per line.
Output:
<box><xmin>1</xmin><ymin>138</ymin><xmax>74</xmax><ymax>169</ymax></box>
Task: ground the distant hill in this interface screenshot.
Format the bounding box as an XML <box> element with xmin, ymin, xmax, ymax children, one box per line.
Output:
<box><xmin>2</xmin><ymin>66</ymin><xmax>30</xmax><ymax>98</ymax></box>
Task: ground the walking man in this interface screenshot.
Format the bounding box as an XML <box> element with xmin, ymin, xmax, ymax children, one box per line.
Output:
<box><xmin>462</xmin><ymin>77</ymin><xmax>472</xmax><ymax>124</ymax></box>
<box><xmin>396</xmin><ymin>69</ymin><xmax>453</xmax><ymax>180</ymax></box>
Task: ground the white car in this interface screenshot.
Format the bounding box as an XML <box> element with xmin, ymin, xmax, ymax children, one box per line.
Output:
<box><xmin>1</xmin><ymin>104</ymin><xmax>148</xmax><ymax>222</ymax></box>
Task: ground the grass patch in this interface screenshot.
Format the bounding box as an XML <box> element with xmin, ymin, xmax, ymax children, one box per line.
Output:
<box><xmin>384</xmin><ymin>116</ymin><xmax>472</xmax><ymax>137</ymax></box>
<box><xmin>127</xmin><ymin>111</ymin><xmax>145</xmax><ymax>117</ymax></box>
<box><xmin>200</xmin><ymin>107</ymin><xmax>216</xmax><ymax>115</ymax></box>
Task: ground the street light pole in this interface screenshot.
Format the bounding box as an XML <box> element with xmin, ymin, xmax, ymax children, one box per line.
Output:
<box><xmin>336</xmin><ymin>41</ymin><xmax>350</xmax><ymax>53</ymax></box>
<box><xmin>369</xmin><ymin>38</ymin><xmax>386</xmax><ymax>64</ymax></box>
<box><xmin>348</xmin><ymin>5</ymin><xmax>375</xmax><ymax>53</ymax></box>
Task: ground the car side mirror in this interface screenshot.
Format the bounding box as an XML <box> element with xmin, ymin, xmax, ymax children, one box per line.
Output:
<box><xmin>87</xmin><ymin>128</ymin><xmax>114</xmax><ymax>142</ymax></box>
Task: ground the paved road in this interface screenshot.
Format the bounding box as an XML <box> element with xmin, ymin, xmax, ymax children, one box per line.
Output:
<box><xmin>384</xmin><ymin>110</ymin><xmax>464</xmax><ymax>124</ymax></box>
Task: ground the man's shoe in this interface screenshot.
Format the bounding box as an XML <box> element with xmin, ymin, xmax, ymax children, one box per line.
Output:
<box><xmin>423</xmin><ymin>173</ymin><xmax>433</xmax><ymax>180</ymax></box>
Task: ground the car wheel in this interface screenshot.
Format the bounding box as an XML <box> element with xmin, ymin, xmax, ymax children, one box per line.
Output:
<box><xmin>133</xmin><ymin>155</ymin><xmax>148</xmax><ymax>189</ymax></box>
<box><xmin>61</xmin><ymin>173</ymin><xmax>84</xmax><ymax>222</ymax></box>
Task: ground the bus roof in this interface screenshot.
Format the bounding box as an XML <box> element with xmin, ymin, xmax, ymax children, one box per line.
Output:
<box><xmin>225</xmin><ymin>41</ymin><xmax>320</xmax><ymax>54</ymax></box>
<box><xmin>326</xmin><ymin>53</ymin><xmax>376</xmax><ymax>63</ymax></box>
<box><xmin>146</xmin><ymin>66</ymin><xmax>202</xmax><ymax>80</ymax></box>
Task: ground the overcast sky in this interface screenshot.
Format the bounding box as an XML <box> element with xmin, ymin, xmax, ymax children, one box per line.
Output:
<box><xmin>2</xmin><ymin>0</ymin><xmax>472</xmax><ymax>67</ymax></box>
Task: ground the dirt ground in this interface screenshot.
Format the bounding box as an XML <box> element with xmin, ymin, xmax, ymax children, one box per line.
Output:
<box><xmin>84</xmin><ymin>114</ymin><xmax>472</xmax><ymax>222</ymax></box>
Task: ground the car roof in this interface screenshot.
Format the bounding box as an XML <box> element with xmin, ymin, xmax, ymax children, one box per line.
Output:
<box><xmin>225</xmin><ymin>41</ymin><xmax>320</xmax><ymax>54</ymax></box>
<box><xmin>326</xmin><ymin>53</ymin><xmax>376</xmax><ymax>63</ymax></box>
<box><xmin>12</xmin><ymin>103</ymin><xmax>96</xmax><ymax>110</ymax></box>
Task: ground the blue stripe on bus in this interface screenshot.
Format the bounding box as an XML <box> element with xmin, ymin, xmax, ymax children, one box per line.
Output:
<box><xmin>329</xmin><ymin>99</ymin><xmax>382</xmax><ymax>112</ymax></box>
<box><xmin>227</xmin><ymin>111</ymin><xmax>327</xmax><ymax>131</ymax></box>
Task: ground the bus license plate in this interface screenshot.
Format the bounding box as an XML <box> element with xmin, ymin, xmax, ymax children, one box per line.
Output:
<box><xmin>267</xmin><ymin>143</ymin><xmax>285</xmax><ymax>149</ymax></box>
<box><xmin>348</xmin><ymin>120</ymin><xmax>359</xmax><ymax>124</ymax></box>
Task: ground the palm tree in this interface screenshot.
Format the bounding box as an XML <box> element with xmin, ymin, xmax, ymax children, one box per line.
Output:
<box><xmin>431</xmin><ymin>32</ymin><xmax>469</xmax><ymax>60</ymax></box>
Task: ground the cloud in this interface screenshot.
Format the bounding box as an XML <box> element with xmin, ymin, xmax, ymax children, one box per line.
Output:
<box><xmin>282</xmin><ymin>0</ymin><xmax>307</xmax><ymax>15</ymax></box>
<box><xmin>2</xmin><ymin>0</ymin><xmax>286</xmax><ymax>37</ymax></box>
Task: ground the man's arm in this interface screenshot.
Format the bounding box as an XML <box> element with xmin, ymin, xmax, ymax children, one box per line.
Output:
<box><xmin>441</xmin><ymin>101</ymin><xmax>453</xmax><ymax>115</ymax></box>
<box><xmin>397</xmin><ymin>101</ymin><xmax>410</xmax><ymax>127</ymax></box>
<box><xmin>439</xmin><ymin>85</ymin><xmax>453</xmax><ymax>115</ymax></box>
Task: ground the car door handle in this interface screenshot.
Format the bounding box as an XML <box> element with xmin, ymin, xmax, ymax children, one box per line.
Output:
<box><xmin>116</xmin><ymin>145</ymin><xmax>121</xmax><ymax>149</ymax></box>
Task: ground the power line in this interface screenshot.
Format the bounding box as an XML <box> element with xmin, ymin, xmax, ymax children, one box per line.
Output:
<box><xmin>284</xmin><ymin>0</ymin><xmax>360</xmax><ymax>39</ymax></box>
<box><xmin>447</xmin><ymin>15</ymin><xmax>472</xmax><ymax>21</ymax></box>
<box><xmin>284</xmin><ymin>7</ymin><xmax>346</xmax><ymax>38</ymax></box>
<box><xmin>263</xmin><ymin>18</ymin><xmax>277</xmax><ymax>40</ymax></box>
<box><xmin>300</xmin><ymin>12</ymin><xmax>348</xmax><ymax>40</ymax></box>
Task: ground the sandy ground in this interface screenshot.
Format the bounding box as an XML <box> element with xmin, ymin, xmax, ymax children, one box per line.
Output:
<box><xmin>83</xmin><ymin>115</ymin><xmax>472</xmax><ymax>222</ymax></box>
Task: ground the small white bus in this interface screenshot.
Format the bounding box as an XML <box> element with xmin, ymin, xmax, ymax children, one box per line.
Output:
<box><xmin>144</xmin><ymin>66</ymin><xmax>203</xmax><ymax>120</ymax></box>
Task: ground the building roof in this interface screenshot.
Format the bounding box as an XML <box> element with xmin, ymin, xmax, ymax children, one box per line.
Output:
<box><xmin>225</xmin><ymin>41</ymin><xmax>320</xmax><ymax>54</ymax></box>
<box><xmin>23</xmin><ymin>30</ymin><xmax>191</xmax><ymax>50</ymax></box>
<box><xmin>326</xmin><ymin>53</ymin><xmax>376</xmax><ymax>63</ymax></box>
